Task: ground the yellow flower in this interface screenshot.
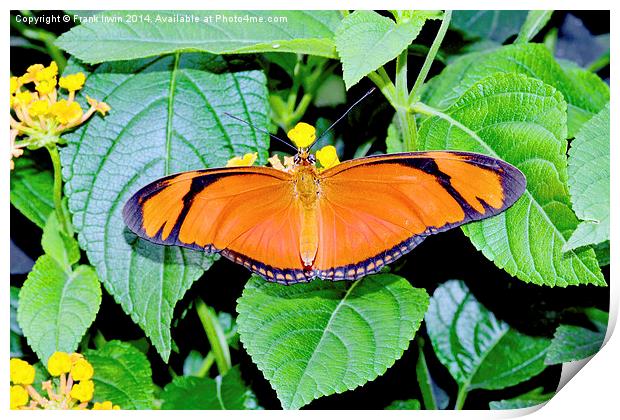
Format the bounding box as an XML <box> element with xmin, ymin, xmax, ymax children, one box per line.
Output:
<box><xmin>35</xmin><ymin>78</ymin><xmax>57</xmax><ymax>96</ymax></box>
<box><xmin>93</xmin><ymin>401</ymin><xmax>121</xmax><ymax>410</ymax></box>
<box><xmin>70</xmin><ymin>379</ymin><xmax>94</xmax><ymax>402</ymax></box>
<box><xmin>71</xmin><ymin>358</ymin><xmax>94</xmax><ymax>381</ymax></box>
<box><xmin>13</xmin><ymin>90</ymin><xmax>33</xmax><ymax>105</ymax></box>
<box><xmin>87</xmin><ymin>96</ymin><xmax>111</xmax><ymax>116</ymax></box>
<box><xmin>59</xmin><ymin>73</ymin><xmax>86</xmax><ymax>92</ymax></box>
<box><xmin>10</xmin><ymin>76</ymin><xmax>18</xmax><ymax>95</ymax></box>
<box><xmin>287</xmin><ymin>122</ymin><xmax>316</xmax><ymax>149</ymax></box>
<box><xmin>48</xmin><ymin>352</ymin><xmax>72</xmax><ymax>376</ymax></box>
<box><xmin>35</xmin><ymin>61</ymin><xmax>58</xmax><ymax>82</ymax></box>
<box><xmin>28</xmin><ymin>99</ymin><xmax>51</xmax><ymax>118</ymax></box>
<box><xmin>10</xmin><ymin>359</ymin><xmax>35</xmax><ymax>385</ymax></box>
<box><xmin>226</xmin><ymin>152</ymin><xmax>258</xmax><ymax>167</ymax></box>
<box><xmin>51</xmin><ymin>100</ymin><xmax>83</xmax><ymax>125</ymax></box>
<box><xmin>10</xmin><ymin>385</ymin><xmax>29</xmax><ymax>409</ymax></box>
<box><xmin>316</xmin><ymin>145</ymin><xmax>340</xmax><ymax>170</ymax></box>
<box><xmin>20</xmin><ymin>64</ymin><xmax>44</xmax><ymax>84</ymax></box>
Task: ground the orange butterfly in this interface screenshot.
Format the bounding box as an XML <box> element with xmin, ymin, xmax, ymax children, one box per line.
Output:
<box><xmin>123</xmin><ymin>105</ymin><xmax>525</xmax><ymax>285</ymax></box>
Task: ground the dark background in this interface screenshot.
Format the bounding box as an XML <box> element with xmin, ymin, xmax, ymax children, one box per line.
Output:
<box><xmin>11</xmin><ymin>10</ymin><xmax>610</xmax><ymax>409</ymax></box>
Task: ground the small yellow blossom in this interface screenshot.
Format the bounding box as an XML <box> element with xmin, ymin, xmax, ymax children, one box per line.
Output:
<box><xmin>59</xmin><ymin>73</ymin><xmax>86</xmax><ymax>92</ymax></box>
<box><xmin>20</xmin><ymin>64</ymin><xmax>44</xmax><ymax>84</ymax></box>
<box><xmin>86</xmin><ymin>95</ymin><xmax>111</xmax><ymax>116</ymax></box>
<box><xmin>48</xmin><ymin>352</ymin><xmax>72</xmax><ymax>376</ymax></box>
<box><xmin>35</xmin><ymin>62</ymin><xmax>58</xmax><ymax>82</ymax></box>
<box><xmin>70</xmin><ymin>358</ymin><xmax>94</xmax><ymax>381</ymax></box>
<box><xmin>51</xmin><ymin>100</ymin><xmax>83</xmax><ymax>125</ymax></box>
<box><xmin>35</xmin><ymin>78</ymin><xmax>57</xmax><ymax>96</ymax></box>
<box><xmin>70</xmin><ymin>379</ymin><xmax>94</xmax><ymax>402</ymax></box>
<box><xmin>10</xmin><ymin>358</ymin><xmax>35</xmax><ymax>385</ymax></box>
<box><xmin>316</xmin><ymin>145</ymin><xmax>340</xmax><ymax>170</ymax></box>
<box><xmin>226</xmin><ymin>152</ymin><xmax>258</xmax><ymax>167</ymax></box>
<box><xmin>93</xmin><ymin>401</ymin><xmax>121</xmax><ymax>410</ymax></box>
<box><xmin>10</xmin><ymin>76</ymin><xmax>18</xmax><ymax>95</ymax></box>
<box><xmin>10</xmin><ymin>385</ymin><xmax>30</xmax><ymax>409</ymax></box>
<box><xmin>14</xmin><ymin>90</ymin><xmax>34</xmax><ymax>105</ymax></box>
<box><xmin>287</xmin><ymin>122</ymin><xmax>316</xmax><ymax>149</ymax></box>
<box><xmin>28</xmin><ymin>100</ymin><xmax>51</xmax><ymax>118</ymax></box>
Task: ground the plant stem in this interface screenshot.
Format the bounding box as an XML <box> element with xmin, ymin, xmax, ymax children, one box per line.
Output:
<box><xmin>394</xmin><ymin>49</ymin><xmax>418</xmax><ymax>150</ymax></box>
<box><xmin>455</xmin><ymin>385</ymin><xmax>469</xmax><ymax>410</ymax></box>
<box><xmin>415</xmin><ymin>337</ymin><xmax>437</xmax><ymax>410</ymax></box>
<box><xmin>409</xmin><ymin>10</ymin><xmax>452</xmax><ymax>104</ymax></box>
<box><xmin>46</xmin><ymin>143</ymin><xmax>71</xmax><ymax>235</ymax></box>
<box><xmin>196</xmin><ymin>299</ymin><xmax>231</xmax><ymax>376</ymax></box>
<box><xmin>197</xmin><ymin>351</ymin><xmax>216</xmax><ymax>377</ymax></box>
<box><xmin>367</xmin><ymin>70</ymin><xmax>397</xmax><ymax>109</ymax></box>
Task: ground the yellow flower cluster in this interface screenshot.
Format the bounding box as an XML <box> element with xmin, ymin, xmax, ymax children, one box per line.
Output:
<box><xmin>226</xmin><ymin>152</ymin><xmax>258</xmax><ymax>167</ymax></box>
<box><xmin>287</xmin><ymin>122</ymin><xmax>316</xmax><ymax>149</ymax></box>
<box><xmin>9</xmin><ymin>61</ymin><xmax>110</xmax><ymax>169</ymax></box>
<box><xmin>9</xmin><ymin>352</ymin><xmax>119</xmax><ymax>410</ymax></box>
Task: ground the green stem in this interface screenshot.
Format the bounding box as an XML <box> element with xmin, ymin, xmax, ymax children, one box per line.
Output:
<box><xmin>46</xmin><ymin>144</ymin><xmax>71</xmax><ymax>235</ymax></box>
<box><xmin>196</xmin><ymin>351</ymin><xmax>216</xmax><ymax>377</ymax></box>
<box><xmin>368</xmin><ymin>70</ymin><xmax>397</xmax><ymax>109</ymax></box>
<box><xmin>455</xmin><ymin>385</ymin><xmax>469</xmax><ymax>410</ymax></box>
<box><xmin>409</xmin><ymin>10</ymin><xmax>452</xmax><ymax>104</ymax></box>
<box><xmin>415</xmin><ymin>337</ymin><xmax>437</xmax><ymax>410</ymax></box>
<box><xmin>395</xmin><ymin>50</ymin><xmax>418</xmax><ymax>150</ymax></box>
<box><xmin>196</xmin><ymin>300</ymin><xmax>231</xmax><ymax>376</ymax></box>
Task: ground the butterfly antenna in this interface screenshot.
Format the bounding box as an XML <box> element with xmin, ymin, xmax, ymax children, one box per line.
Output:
<box><xmin>223</xmin><ymin>112</ymin><xmax>298</xmax><ymax>152</ymax></box>
<box><xmin>310</xmin><ymin>87</ymin><xmax>376</xmax><ymax>148</ymax></box>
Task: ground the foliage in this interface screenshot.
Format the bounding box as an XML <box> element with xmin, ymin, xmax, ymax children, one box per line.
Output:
<box><xmin>10</xmin><ymin>9</ymin><xmax>610</xmax><ymax>410</ymax></box>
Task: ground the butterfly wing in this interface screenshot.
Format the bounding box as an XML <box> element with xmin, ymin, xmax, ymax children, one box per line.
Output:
<box><xmin>313</xmin><ymin>151</ymin><xmax>526</xmax><ymax>280</ymax></box>
<box><xmin>122</xmin><ymin>167</ymin><xmax>312</xmax><ymax>284</ymax></box>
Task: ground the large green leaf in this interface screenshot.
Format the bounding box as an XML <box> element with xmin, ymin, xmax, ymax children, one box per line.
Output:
<box><xmin>56</xmin><ymin>11</ymin><xmax>342</xmax><ymax>64</ymax></box>
<box><xmin>515</xmin><ymin>11</ymin><xmax>553</xmax><ymax>44</ymax></box>
<box><xmin>10</xmin><ymin>154</ymin><xmax>54</xmax><ymax>228</ymax></box>
<box><xmin>426</xmin><ymin>280</ymin><xmax>551</xmax><ymax>393</ymax></box>
<box><xmin>17</xmin><ymin>255</ymin><xmax>101</xmax><ymax>363</ymax></box>
<box><xmin>237</xmin><ymin>274</ymin><xmax>429</xmax><ymax>409</ymax></box>
<box><xmin>563</xmin><ymin>103</ymin><xmax>610</xmax><ymax>251</ymax></box>
<box><xmin>422</xmin><ymin>43</ymin><xmax>609</xmax><ymax>136</ymax></box>
<box><xmin>418</xmin><ymin>73</ymin><xmax>605</xmax><ymax>287</ymax></box>
<box><xmin>489</xmin><ymin>387</ymin><xmax>553</xmax><ymax>410</ymax></box>
<box><xmin>335</xmin><ymin>10</ymin><xmax>439</xmax><ymax>88</ymax></box>
<box><xmin>451</xmin><ymin>11</ymin><xmax>528</xmax><ymax>42</ymax></box>
<box><xmin>545</xmin><ymin>308</ymin><xmax>608</xmax><ymax>364</ymax></box>
<box><xmin>10</xmin><ymin>287</ymin><xmax>23</xmax><ymax>358</ymax></box>
<box><xmin>61</xmin><ymin>54</ymin><xmax>270</xmax><ymax>361</ymax></box>
<box><xmin>161</xmin><ymin>366</ymin><xmax>259</xmax><ymax>409</ymax></box>
<box><xmin>85</xmin><ymin>340</ymin><xmax>154</xmax><ymax>409</ymax></box>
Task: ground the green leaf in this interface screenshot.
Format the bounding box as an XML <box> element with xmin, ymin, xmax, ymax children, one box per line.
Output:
<box><xmin>56</xmin><ymin>11</ymin><xmax>342</xmax><ymax>64</ymax></box>
<box><xmin>237</xmin><ymin>273</ymin><xmax>429</xmax><ymax>409</ymax></box>
<box><xmin>426</xmin><ymin>280</ymin><xmax>551</xmax><ymax>392</ymax></box>
<box><xmin>418</xmin><ymin>73</ymin><xmax>605</xmax><ymax>287</ymax></box>
<box><xmin>335</xmin><ymin>10</ymin><xmax>438</xmax><ymax>89</ymax></box>
<box><xmin>515</xmin><ymin>11</ymin><xmax>553</xmax><ymax>44</ymax></box>
<box><xmin>593</xmin><ymin>241</ymin><xmax>610</xmax><ymax>266</ymax></box>
<box><xmin>385</xmin><ymin>120</ymin><xmax>405</xmax><ymax>154</ymax></box>
<box><xmin>10</xmin><ymin>287</ymin><xmax>23</xmax><ymax>358</ymax></box>
<box><xmin>563</xmin><ymin>103</ymin><xmax>610</xmax><ymax>251</ymax></box>
<box><xmin>85</xmin><ymin>340</ymin><xmax>154</xmax><ymax>409</ymax></box>
<box><xmin>314</xmin><ymin>74</ymin><xmax>346</xmax><ymax>108</ymax></box>
<box><xmin>422</xmin><ymin>43</ymin><xmax>609</xmax><ymax>137</ymax></box>
<box><xmin>41</xmin><ymin>213</ymin><xmax>80</xmax><ymax>270</ymax></box>
<box><xmin>385</xmin><ymin>399</ymin><xmax>421</xmax><ymax>410</ymax></box>
<box><xmin>161</xmin><ymin>366</ymin><xmax>259</xmax><ymax>409</ymax></box>
<box><xmin>545</xmin><ymin>308</ymin><xmax>608</xmax><ymax>364</ymax></box>
<box><xmin>17</xmin><ymin>255</ymin><xmax>101</xmax><ymax>363</ymax></box>
<box><xmin>61</xmin><ymin>54</ymin><xmax>270</xmax><ymax>361</ymax></box>
<box><xmin>489</xmin><ymin>387</ymin><xmax>553</xmax><ymax>409</ymax></box>
<box><xmin>10</xmin><ymin>153</ymin><xmax>54</xmax><ymax>228</ymax></box>
<box><xmin>451</xmin><ymin>10</ymin><xmax>528</xmax><ymax>42</ymax></box>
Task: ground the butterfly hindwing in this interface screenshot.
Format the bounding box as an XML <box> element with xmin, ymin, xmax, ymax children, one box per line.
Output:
<box><xmin>313</xmin><ymin>151</ymin><xmax>526</xmax><ymax>280</ymax></box>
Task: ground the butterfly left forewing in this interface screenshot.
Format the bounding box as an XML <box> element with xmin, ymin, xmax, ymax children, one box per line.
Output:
<box><xmin>313</xmin><ymin>151</ymin><xmax>526</xmax><ymax>280</ymax></box>
<box><xmin>123</xmin><ymin>166</ymin><xmax>312</xmax><ymax>284</ymax></box>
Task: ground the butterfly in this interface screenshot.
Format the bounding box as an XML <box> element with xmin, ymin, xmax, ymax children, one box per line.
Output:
<box><xmin>123</xmin><ymin>95</ymin><xmax>526</xmax><ymax>285</ymax></box>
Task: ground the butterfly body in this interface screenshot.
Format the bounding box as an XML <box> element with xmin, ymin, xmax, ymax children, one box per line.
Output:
<box><xmin>123</xmin><ymin>146</ymin><xmax>526</xmax><ymax>285</ymax></box>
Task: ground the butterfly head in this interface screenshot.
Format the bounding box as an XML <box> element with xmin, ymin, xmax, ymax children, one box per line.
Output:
<box><xmin>288</xmin><ymin>122</ymin><xmax>339</xmax><ymax>170</ymax></box>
